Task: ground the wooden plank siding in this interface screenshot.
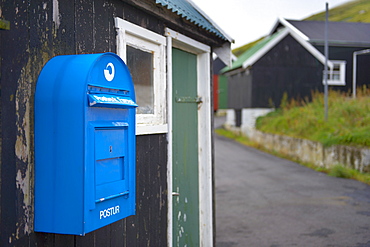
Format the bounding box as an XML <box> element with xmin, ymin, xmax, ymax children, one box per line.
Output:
<box><xmin>251</xmin><ymin>35</ymin><xmax>323</xmax><ymax>108</ymax></box>
<box><xmin>0</xmin><ymin>1</ymin><xmax>169</xmax><ymax>246</ymax></box>
<box><xmin>227</xmin><ymin>72</ymin><xmax>252</xmax><ymax>109</ymax></box>
<box><xmin>227</xmin><ymin>34</ymin><xmax>324</xmax><ymax>109</ymax></box>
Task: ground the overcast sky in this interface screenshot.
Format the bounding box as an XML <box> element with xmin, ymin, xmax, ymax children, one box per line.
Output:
<box><xmin>191</xmin><ymin>0</ymin><xmax>352</xmax><ymax>48</ymax></box>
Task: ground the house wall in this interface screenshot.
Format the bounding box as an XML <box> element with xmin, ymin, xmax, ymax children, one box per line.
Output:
<box><xmin>252</xmin><ymin>34</ymin><xmax>324</xmax><ymax>108</ymax></box>
<box><xmin>0</xmin><ymin>0</ymin><xmax>219</xmax><ymax>246</ymax></box>
<box><xmin>227</xmin><ymin>71</ymin><xmax>252</xmax><ymax>109</ymax></box>
<box><xmin>315</xmin><ymin>45</ymin><xmax>370</xmax><ymax>93</ymax></box>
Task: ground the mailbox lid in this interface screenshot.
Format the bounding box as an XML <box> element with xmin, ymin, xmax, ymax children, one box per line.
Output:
<box><xmin>36</xmin><ymin>52</ymin><xmax>137</xmax><ymax>111</ymax></box>
<box><xmin>87</xmin><ymin>53</ymin><xmax>136</xmax><ymax>101</ymax></box>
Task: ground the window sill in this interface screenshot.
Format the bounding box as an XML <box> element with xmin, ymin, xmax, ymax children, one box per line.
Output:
<box><xmin>136</xmin><ymin>124</ymin><xmax>168</xmax><ymax>135</ymax></box>
<box><xmin>323</xmin><ymin>80</ymin><xmax>346</xmax><ymax>86</ymax></box>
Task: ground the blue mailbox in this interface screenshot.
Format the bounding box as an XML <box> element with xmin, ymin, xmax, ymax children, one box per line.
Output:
<box><xmin>35</xmin><ymin>53</ymin><xmax>137</xmax><ymax>235</ymax></box>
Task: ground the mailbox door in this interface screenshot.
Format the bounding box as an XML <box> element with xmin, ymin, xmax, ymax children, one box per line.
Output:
<box><xmin>94</xmin><ymin>126</ymin><xmax>129</xmax><ymax>202</ymax></box>
<box><xmin>84</xmin><ymin>121</ymin><xmax>135</xmax><ymax>232</ymax></box>
<box><xmin>86</xmin><ymin>122</ymin><xmax>132</xmax><ymax>206</ymax></box>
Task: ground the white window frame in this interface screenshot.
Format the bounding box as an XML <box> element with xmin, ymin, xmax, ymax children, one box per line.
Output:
<box><xmin>323</xmin><ymin>60</ymin><xmax>346</xmax><ymax>86</ymax></box>
<box><xmin>115</xmin><ymin>17</ymin><xmax>167</xmax><ymax>135</ymax></box>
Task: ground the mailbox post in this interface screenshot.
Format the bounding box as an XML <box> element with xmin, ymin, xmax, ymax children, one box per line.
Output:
<box><xmin>35</xmin><ymin>53</ymin><xmax>137</xmax><ymax>235</ymax></box>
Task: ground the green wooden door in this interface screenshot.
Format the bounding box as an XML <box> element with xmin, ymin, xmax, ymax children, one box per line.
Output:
<box><xmin>172</xmin><ymin>48</ymin><xmax>199</xmax><ymax>246</ymax></box>
<box><xmin>218</xmin><ymin>74</ymin><xmax>228</xmax><ymax>109</ymax></box>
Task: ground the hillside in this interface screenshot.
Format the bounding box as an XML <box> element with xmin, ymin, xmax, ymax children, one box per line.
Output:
<box><xmin>306</xmin><ymin>0</ymin><xmax>370</xmax><ymax>22</ymax></box>
<box><xmin>232</xmin><ymin>0</ymin><xmax>370</xmax><ymax>55</ymax></box>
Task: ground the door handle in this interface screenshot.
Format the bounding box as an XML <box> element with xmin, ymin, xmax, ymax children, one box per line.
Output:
<box><xmin>172</xmin><ymin>192</ymin><xmax>180</xmax><ymax>196</ymax></box>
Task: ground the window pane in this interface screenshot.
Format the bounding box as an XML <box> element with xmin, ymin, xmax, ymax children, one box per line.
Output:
<box><xmin>332</xmin><ymin>73</ymin><xmax>340</xmax><ymax>80</ymax></box>
<box><xmin>126</xmin><ymin>45</ymin><xmax>154</xmax><ymax>114</ymax></box>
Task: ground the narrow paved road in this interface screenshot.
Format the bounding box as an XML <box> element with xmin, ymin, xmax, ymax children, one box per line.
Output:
<box><xmin>214</xmin><ymin>120</ymin><xmax>370</xmax><ymax>247</ymax></box>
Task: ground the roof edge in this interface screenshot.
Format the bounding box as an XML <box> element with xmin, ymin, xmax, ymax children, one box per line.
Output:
<box><xmin>288</xmin><ymin>27</ymin><xmax>333</xmax><ymax>68</ymax></box>
<box><xmin>186</xmin><ymin>0</ymin><xmax>234</xmax><ymax>43</ymax></box>
<box><xmin>242</xmin><ymin>28</ymin><xmax>290</xmax><ymax>69</ymax></box>
<box><xmin>271</xmin><ymin>17</ymin><xmax>309</xmax><ymax>41</ymax></box>
<box><xmin>221</xmin><ymin>29</ymin><xmax>289</xmax><ymax>74</ymax></box>
<box><xmin>156</xmin><ymin>0</ymin><xmax>234</xmax><ymax>43</ymax></box>
<box><xmin>222</xmin><ymin>26</ymin><xmax>334</xmax><ymax>74</ymax></box>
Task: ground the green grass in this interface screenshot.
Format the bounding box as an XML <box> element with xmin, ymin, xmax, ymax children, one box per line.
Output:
<box><xmin>216</xmin><ymin>128</ymin><xmax>256</xmax><ymax>147</ymax></box>
<box><xmin>255</xmin><ymin>88</ymin><xmax>370</xmax><ymax>147</ymax></box>
<box><xmin>328</xmin><ymin>165</ymin><xmax>370</xmax><ymax>184</ymax></box>
<box><xmin>305</xmin><ymin>0</ymin><xmax>370</xmax><ymax>23</ymax></box>
<box><xmin>215</xmin><ymin>128</ymin><xmax>370</xmax><ymax>185</ymax></box>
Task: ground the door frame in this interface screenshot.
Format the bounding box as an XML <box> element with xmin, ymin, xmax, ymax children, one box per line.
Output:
<box><xmin>166</xmin><ymin>28</ymin><xmax>213</xmax><ymax>247</ymax></box>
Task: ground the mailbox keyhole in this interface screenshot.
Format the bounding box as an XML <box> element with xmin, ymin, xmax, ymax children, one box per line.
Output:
<box><xmin>109</xmin><ymin>145</ymin><xmax>112</xmax><ymax>153</ymax></box>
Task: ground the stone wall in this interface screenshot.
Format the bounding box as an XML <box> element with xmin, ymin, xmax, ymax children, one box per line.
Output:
<box><xmin>248</xmin><ymin>129</ymin><xmax>370</xmax><ymax>173</ymax></box>
<box><xmin>224</xmin><ymin>108</ymin><xmax>370</xmax><ymax>173</ymax></box>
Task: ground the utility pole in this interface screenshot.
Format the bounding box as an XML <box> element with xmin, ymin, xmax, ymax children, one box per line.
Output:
<box><xmin>324</xmin><ymin>2</ymin><xmax>329</xmax><ymax>121</ymax></box>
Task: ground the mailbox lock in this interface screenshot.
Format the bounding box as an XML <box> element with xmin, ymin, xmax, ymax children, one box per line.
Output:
<box><xmin>109</xmin><ymin>145</ymin><xmax>113</xmax><ymax>153</ymax></box>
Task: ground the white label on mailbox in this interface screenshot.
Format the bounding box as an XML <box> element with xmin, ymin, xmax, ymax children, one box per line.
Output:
<box><xmin>100</xmin><ymin>205</ymin><xmax>120</xmax><ymax>219</ymax></box>
<box><xmin>104</xmin><ymin>62</ymin><xmax>115</xmax><ymax>81</ymax></box>
<box><xmin>93</xmin><ymin>95</ymin><xmax>135</xmax><ymax>105</ymax></box>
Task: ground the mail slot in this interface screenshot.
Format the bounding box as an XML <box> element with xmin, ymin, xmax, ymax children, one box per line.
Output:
<box><xmin>34</xmin><ymin>53</ymin><xmax>137</xmax><ymax>235</ymax></box>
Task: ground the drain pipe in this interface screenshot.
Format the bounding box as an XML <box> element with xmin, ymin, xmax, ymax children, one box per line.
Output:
<box><xmin>352</xmin><ymin>49</ymin><xmax>370</xmax><ymax>98</ymax></box>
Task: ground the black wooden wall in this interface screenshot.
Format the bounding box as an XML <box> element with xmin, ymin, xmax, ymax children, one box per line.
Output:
<box><xmin>252</xmin><ymin>34</ymin><xmax>323</xmax><ymax>108</ymax></box>
<box><xmin>227</xmin><ymin>71</ymin><xmax>252</xmax><ymax>109</ymax></box>
<box><xmin>0</xmin><ymin>1</ymin><xmax>168</xmax><ymax>246</ymax></box>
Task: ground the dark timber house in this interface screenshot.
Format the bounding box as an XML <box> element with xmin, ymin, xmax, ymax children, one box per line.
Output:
<box><xmin>0</xmin><ymin>0</ymin><xmax>233</xmax><ymax>246</ymax></box>
<box><xmin>221</xmin><ymin>18</ymin><xmax>370</xmax><ymax>129</ymax></box>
